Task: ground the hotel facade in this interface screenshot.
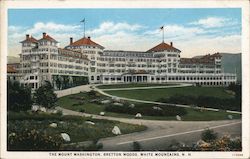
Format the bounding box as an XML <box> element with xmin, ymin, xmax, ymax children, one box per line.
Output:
<box><xmin>15</xmin><ymin>32</ymin><xmax>237</xmax><ymax>90</ymax></box>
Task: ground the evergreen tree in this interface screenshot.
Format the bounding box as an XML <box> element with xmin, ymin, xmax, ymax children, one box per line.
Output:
<box><xmin>34</xmin><ymin>81</ymin><xmax>57</xmax><ymax>108</ymax></box>
<box><xmin>7</xmin><ymin>81</ymin><xmax>33</xmax><ymax>111</ymax></box>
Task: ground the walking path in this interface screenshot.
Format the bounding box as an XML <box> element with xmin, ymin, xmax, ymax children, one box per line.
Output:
<box><xmin>55</xmin><ymin>84</ymin><xmax>92</xmax><ymax>97</ymax></box>
<box><xmin>99</xmin><ymin>83</ymin><xmax>192</xmax><ymax>91</ymax></box>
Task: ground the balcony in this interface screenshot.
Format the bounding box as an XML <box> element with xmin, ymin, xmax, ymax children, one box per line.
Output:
<box><xmin>31</xmin><ymin>58</ymin><xmax>39</xmax><ymax>62</ymax></box>
<box><xmin>31</xmin><ymin>65</ymin><xmax>39</xmax><ymax>69</ymax></box>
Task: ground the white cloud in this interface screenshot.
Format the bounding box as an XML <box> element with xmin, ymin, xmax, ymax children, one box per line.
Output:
<box><xmin>145</xmin><ymin>24</ymin><xmax>205</xmax><ymax>40</ymax></box>
<box><xmin>190</xmin><ymin>17</ymin><xmax>232</xmax><ymax>28</ymax></box>
<box><xmin>26</xmin><ymin>22</ymin><xmax>81</xmax><ymax>34</ymax></box>
<box><xmin>178</xmin><ymin>34</ymin><xmax>241</xmax><ymax>57</ymax></box>
<box><xmin>87</xmin><ymin>21</ymin><xmax>143</xmax><ymax>35</ymax></box>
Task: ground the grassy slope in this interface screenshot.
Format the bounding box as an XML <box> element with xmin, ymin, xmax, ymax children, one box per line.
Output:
<box><xmin>57</xmin><ymin>92</ymin><xmax>241</xmax><ymax>121</ymax></box>
<box><xmin>105</xmin><ymin>86</ymin><xmax>234</xmax><ymax>101</ymax></box>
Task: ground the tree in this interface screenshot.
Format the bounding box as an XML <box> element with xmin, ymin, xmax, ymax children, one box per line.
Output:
<box><xmin>7</xmin><ymin>81</ymin><xmax>33</xmax><ymax>112</ymax></box>
<box><xmin>34</xmin><ymin>81</ymin><xmax>57</xmax><ymax>108</ymax></box>
<box><xmin>201</xmin><ymin>129</ymin><xmax>218</xmax><ymax>142</ymax></box>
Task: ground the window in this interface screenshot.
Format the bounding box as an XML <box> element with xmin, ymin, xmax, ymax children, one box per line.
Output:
<box><xmin>91</xmin><ymin>76</ymin><xmax>94</xmax><ymax>80</ymax></box>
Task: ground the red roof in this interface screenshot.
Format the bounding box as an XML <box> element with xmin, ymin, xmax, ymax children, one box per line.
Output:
<box><xmin>39</xmin><ymin>33</ymin><xmax>58</xmax><ymax>42</ymax></box>
<box><xmin>67</xmin><ymin>37</ymin><xmax>104</xmax><ymax>49</ymax></box>
<box><xmin>180</xmin><ymin>53</ymin><xmax>221</xmax><ymax>65</ymax></box>
<box><xmin>147</xmin><ymin>42</ymin><xmax>181</xmax><ymax>53</ymax></box>
<box><xmin>20</xmin><ymin>36</ymin><xmax>38</xmax><ymax>43</ymax></box>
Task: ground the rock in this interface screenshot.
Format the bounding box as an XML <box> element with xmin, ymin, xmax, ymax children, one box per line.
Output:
<box><xmin>47</xmin><ymin>109</ymin><xmax>58</xmax><ymax>114</ymax></box>
<box><xmin>61</xmin><ymin>133</ymin><xmax>70</xmax><ymax>142</ymax></box>
<box><xmin>112</xmin><ymin>126</ymin><xmax>121</xmax><ymax>135</ymax></box>
<box><xmin>135</xmin><ymin>113</ymin><xmax>142</xmax><ymax>118</ymax></box>
<box><xmin>228</xmin><ymin>115</ymin><xmax>233</xmax><ymax>120</ymax></box>
<box><xmin>85</xmin><ymin>121</ymin><xmax>95</xmax><ymax>125</ymax></box>
<box><xmin>39</xmin><ymin>107</ymin><xmax>46</xmax><ymax>112</ymax></box>
<box><xmin>176</xmin><ymin>115</ymin><xmax>181</xmax><ymax>121</ymax></box>
<box><xmin>59</xmin><ymin>121</ymin><xmax>64</xmax><ymax>124</ymax></box>
<box><xmin>31</xmin><ymin>105</ymin><xmax>39</xmax><ymax>112</ymax></box>
<box><xmin>100</xmin><ymin>112</ymin><xmax>105</xmax><ymax>116</ymax></box>
<box><xmin>153</xmin><ymin>106</ymin><xmax>162</xmax><ymax>110</ymax></box>
<box><xmin>49</xmin><ymin>123</ymin><xmax>57</xmax><ymax>128</ymax></box>
<box><xmin>129</xmin><ymin>104</ymin><xmax>135</xmax><ymax>108</ymax></box>
<box><xmin>112</xmin><ymin>97</ymin><xmax>120</xmax><ymax>102</ymax></box>
<box><xmin>101</xmin><ymin>100</ymin><xmax>111</xmax><ymax>104</ymax></box>
<box><xmin>113</xmin><ymin>102</ymin><xmax>123</xmax><ymax>106</ymax></box>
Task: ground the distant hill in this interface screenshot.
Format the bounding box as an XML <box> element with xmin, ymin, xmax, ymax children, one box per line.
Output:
<box><xmin>7</xmin><ymin>56</ymin><xmax>20</xmax><ymax>64</ymax></box>
<box><xmin>220</xmin><ymin>53</ymin><xmax>241</xmax><ymax>82</ymax></box>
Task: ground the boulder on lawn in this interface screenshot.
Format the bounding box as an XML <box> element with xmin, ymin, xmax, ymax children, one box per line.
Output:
<box><xmin>85</xmin><ymin>121</ymin><xmax>95</xmax><ymax>125</ymax></box>
<box><xmin>101</xmin><ymin>100</ymin><xmax>111</xmax><ymax>104</ymax></box>
<box><xmin>112</xmin><ymin>126</ymin><xmax>121</xmax><ymax>135</ymax></box>
<box><xmin>61</xmin><ymin>133</ymin><xmax>70</xmax><ymax>142</ymax></box>
<box><xmin>135</xmin><ymin>113</ymin><xmax>142</xmax><ymax>118</ymax></box>
<box><xmin>112</xmin><ymin>97</ymin><xmax>120</xmax><ymax>102</ymax></box>
<box><xmin>176</xmin><ymin>115</ymin><xmax>182</xmax><ymax>121</ymax></box>
<box><xmin>49</xmin><ymin>123</ymin><xmax>57</xmax><ymax>128</ymax></box>
<box><xmin>228</xmin><ymin>115</ymin><xmax>233</xmax><ymax>120</ymax></box>
<box><xmin>129</xmin><ymin>104</ymin><xmax>135</xmax><ymax>108</ymax></box>
<box><xmin>47</xmin><ymin>109</ymin><xmax>58</xmax><ymax>114</ymax></box>
<box><xmin>100</xmin><ymin>112</ymin><xmax>105</xmax><ymax>116</ymax></box>
<box><xmin>31</xmin><ymin>105</ymin><xmax>39</xmax><ymax>112</ymax></box>
<box><xmin>113</xmin><ymin>102</ymin><xmax>123</xmax><ymax>106</ymax></box>
<box><xmin>39</xmin><ymin>107</ymin><xmax>47</xmax><ymax>112</ymax></box>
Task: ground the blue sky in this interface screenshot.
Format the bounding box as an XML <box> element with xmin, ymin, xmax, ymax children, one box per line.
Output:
<box><xmin>8</xmin><ymin>8</ymin><xmax>241</xmax><ymax>57</ymax></box>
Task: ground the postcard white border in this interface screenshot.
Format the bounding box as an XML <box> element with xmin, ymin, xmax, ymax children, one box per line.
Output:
<box><xmin>1</xmin><ymin>0</ymin><xmax>249</xmax><ymax>159</ymax></box>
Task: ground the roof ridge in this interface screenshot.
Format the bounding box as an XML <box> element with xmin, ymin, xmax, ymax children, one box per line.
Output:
<box><xmin>146</xmin><ymin>42</ymin><xmax>180</xmax><ymax>53</ymax></box>
<box><xmin>67</xmin><ymin>37</ymin><xmax>104</xmax><ymax>49</ymax></box>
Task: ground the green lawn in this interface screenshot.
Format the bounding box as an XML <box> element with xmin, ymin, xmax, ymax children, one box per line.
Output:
<box><xmin>57</xmin><ymin>92</ymin><xmax>241</xmax><ymax>121</ymax></box>
<box><xmin>96</xmin><ymin>83</ymin><xmax>177</xmax><ymax>89</ymax></box>
<box><xmin>8</xmin><ymin>112</ymin><xmax>146</xmax><ymax>144</ymax></box>
<box><xmin>105</xmin><ymin>86</ymin><xmax>234</xmax><ymax>101</ymax></box>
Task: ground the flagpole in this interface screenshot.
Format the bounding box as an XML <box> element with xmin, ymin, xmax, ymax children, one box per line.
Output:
<box><xmin>162</xmin><ymin>26</ymin><xmax>164</xmax><ymax>42</ymax></box>
<box><xmin>81</xmin><ymin>19</ymin><xmax>86</xmax><ymax>38</ymax></box>
<box><xmin>84</xmin><ymin>20</ymin><xmax>85</xmax><ymax>37</ymax></box>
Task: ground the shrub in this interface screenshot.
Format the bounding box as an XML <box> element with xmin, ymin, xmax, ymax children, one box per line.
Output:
<box><xmin>8</xmin><ymin>129</ymin><xmax>63</xmax><ymax>151</ymax></box>
<box><xmin>105</xmin><ymin>104</ymin><xmax>187</xmax><ymax>117</ymax></box>
<box><xmin>7</xmin><ymin>81</ymin><xmax>33</xmax><ymax>112</ymax></box>
<box><xmin>79</xmin><ymin>108</ymin><xmax>85</xmax><ymax>113</ymax></box>
<box><xmin>34</xmin><ymin>81</ymin><xmax>57</xmax><ymax>109</ymax></box>
<box><xmin>198</xmin><ymin>135</ymin><xmax>242</xmax><ymax>151</ymax></box>
<box><xmin>201</xmin><ymin>129</ymin><xmax>218</xmax><ymax>142</ymax></box>
<box><xmin>132</xmin><ymin>141</ymin><xmax>141</xmax><ymax>151</ymax></box>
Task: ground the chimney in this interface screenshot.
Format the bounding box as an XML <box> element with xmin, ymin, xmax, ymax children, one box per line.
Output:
<box><xmin>26</xmin><ymin>34</ymin><xmax>29</xmax><ymax>40</ymax></box>
<box><xmin>170</xmin><ymin>42</ymin><xmax>173</xmax><ymax>46</ymax></box>
<box><xmin>88</xmin><ymin>36</ymin><xmax>91</xmax><ymax>39</ymax></box>
<box><xmin>43</xmin><ymin>32</ymin><xmax>46</xmax><ymax>38</ymax></box>
<box><xmin>70</xmin><ymin>37</ymin><xmax>73</xmax><ymax>45</ymax></box>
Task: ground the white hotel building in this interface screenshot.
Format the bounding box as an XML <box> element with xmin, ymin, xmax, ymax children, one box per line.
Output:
<box><xmin>18</xmin><ymin>32</ymin><xmax>237</xmax><ymax>90</ymax></box>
